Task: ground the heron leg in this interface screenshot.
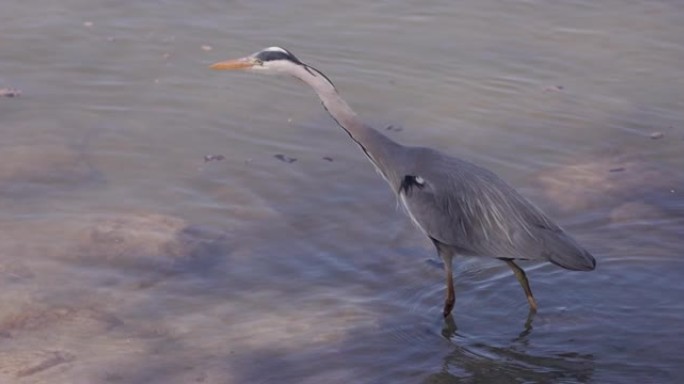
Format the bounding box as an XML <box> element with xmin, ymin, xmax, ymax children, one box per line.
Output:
<box><xmin>502</xmin><ymin>259</ymin><xmax>538</xmax><ymax>312</ymax></box>
<box><xmin>434</xmin><ymin>246</ymin><xmax>455</xmax><ymax>318</ymax></box>
<box><xmin>443</xmin><ymin>254</ymin><xmax>455</xmax><ymax>318</ymax></box>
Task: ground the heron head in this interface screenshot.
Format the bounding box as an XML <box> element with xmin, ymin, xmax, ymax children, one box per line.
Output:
<box><xmin>210</xmin><ymin>46</ymin><xmax>304</xmax><ymax>75</ymax></box>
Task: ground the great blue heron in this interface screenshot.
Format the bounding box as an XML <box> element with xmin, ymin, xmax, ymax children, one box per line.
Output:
<box><xmin>211</xmin><ymin>47</ymin><xmax>596</xmax><ymax>318</ymax></box>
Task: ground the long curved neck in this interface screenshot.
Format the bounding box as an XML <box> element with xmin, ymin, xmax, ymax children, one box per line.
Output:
<box><xmin>291</xmin><ymin>64</ymin><xmax>403</xmax><ymax>185</ymax></box>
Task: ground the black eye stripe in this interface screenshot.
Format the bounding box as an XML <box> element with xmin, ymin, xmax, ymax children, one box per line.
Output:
<box><xmin>254</xmin><ymin>49</ymin><xmax>337</xmax><ymax>89</ymax></box>
<box><xmin>255</xmin><ymin>50</ymin><xmax>303</xmax><ymax>64</ymax></box>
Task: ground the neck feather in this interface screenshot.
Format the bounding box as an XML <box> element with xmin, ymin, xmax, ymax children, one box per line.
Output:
<box><xmin>291</xmin><ymin>64</ymin><xmax>403</xmax><ymax>184</ymax></box>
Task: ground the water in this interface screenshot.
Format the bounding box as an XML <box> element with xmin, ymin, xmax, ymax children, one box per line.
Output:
<box><xmin>1</xmin><ymin>0</ymin><xmax>683</xmax><ymax>382</ymax></box>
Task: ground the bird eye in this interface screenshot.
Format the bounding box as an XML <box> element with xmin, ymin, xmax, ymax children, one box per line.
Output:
<box><xmin>399</xmin><ymin>175</ymin><xmax>426</xmax><ymax>196</ymax></box>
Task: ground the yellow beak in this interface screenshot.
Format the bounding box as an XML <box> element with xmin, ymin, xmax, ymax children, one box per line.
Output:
<box><xmin>210</xmin><ymin>58</ymin><xmax>254</xmax><ymax>70</ymax></box>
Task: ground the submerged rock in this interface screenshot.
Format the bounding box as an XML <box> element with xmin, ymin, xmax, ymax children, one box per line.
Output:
<box><xmin>609</xmin><ymin>201</ymin><xmax>664</xmax><ymax>223</ymax></box>
<box><xmin>0</xmin><ymin>349</ymin><xmax>75</xmax><ymax>380</ymax></box>
<box><xmin>0</xmin><ymin>210</ymin><xmax>231</xmax><ymax>381</ymax></box>
<box><xmin>0</xmin><ymin>210</ymin><xmax>228</xmax><ymax>278</ymax></box>
<box><xmin>0</xmin><ymin>144</ymin><xmax>94</xmax><ymax>193</ymax></box>
<box><xmin>72</xmin><ymin>211</ymin><xmax>225</xmax><ymax>269</ymax></box>
<box><xmin>534</xmin><ymin>156</ymin><xmax>675</xmax><ymax>213</ymax></box>
<box><xmin>0</xmin><ymin>306</ymin><xmax>122</xmax><ymax>338</ymax></box>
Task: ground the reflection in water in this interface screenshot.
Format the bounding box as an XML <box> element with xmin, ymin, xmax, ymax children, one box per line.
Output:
<box><xmin>431</xmin><ymin>314</ymin><xmax>594</xmax><ymax>383</ymax></box>
<box><xmin>441</xmin><ymin>310</ymin><xmax>536</xmax><ymax>341</ymax></box>
<box><xmin>426</xmin><ymin>343</ymin><xmax>595</xmax><ymax>384</ymax></box>
<box><xmin>441</xmin><ymin>315</ymin><xmax>460</xmax><ymax>340</ymax></box>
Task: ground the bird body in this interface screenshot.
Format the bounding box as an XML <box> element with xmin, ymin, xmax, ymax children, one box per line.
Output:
<box><xmin>393</xmin><ymin>145</ymin><xmax>595</xmax><ymax>271</ymax></box>
<box><xmin>211</xmin><ymin>47</ymin><xmax>596</xmax><ymax>317</ymax></box>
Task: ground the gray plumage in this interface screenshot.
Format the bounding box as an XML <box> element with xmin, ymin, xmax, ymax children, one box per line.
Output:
<box><xmin>211</xmin><ymin>47</ymin><xmax>596</xmax><ymax>318</ymax></box>
<box><xmin>392</xmin><ymin>146</ymin><xmax>595</xmax><ymax>271</ymax></box>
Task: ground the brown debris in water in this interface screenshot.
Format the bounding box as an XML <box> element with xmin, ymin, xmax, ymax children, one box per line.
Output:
<box><xmin>204</xmin><ymin>154</ymin><xmax>225</xmax><ymax>163</ymax></box>
<box><xmin>0</xmin><ymin>88</ymin><xmax>21</xmax><ymax>97</ymax></box>
<box><xmin>274</xmin><ymin>154</ymin><xmax>297</xmax><ymax>163</ymax></box>
<box><xmin>543</xmin><ymin>85</ymin><xmax>565</xmax><ymax>92</ymax></box>
<box><xmin>385</xmin><ymin>124</ymin><xmax>403</xmax><ymax>132</ymax></box>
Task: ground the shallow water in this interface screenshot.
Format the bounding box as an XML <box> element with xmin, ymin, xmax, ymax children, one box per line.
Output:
<box><xmin>1</xmin><ymin>0</ymin><xmax>684</xmax><ymax>383</ymax></box>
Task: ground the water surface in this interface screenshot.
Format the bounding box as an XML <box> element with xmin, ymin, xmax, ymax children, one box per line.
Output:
<box><xmin>1</xmin><ymin>1</ymin><xmax>683</xmax><ymax>382</ymax></box>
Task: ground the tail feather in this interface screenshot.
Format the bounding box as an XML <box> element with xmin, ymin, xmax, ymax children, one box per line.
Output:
<box><xmin>543</xmin><ymin>231</ymin><xmax>596</xmax><ymax>271</ymax></box>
